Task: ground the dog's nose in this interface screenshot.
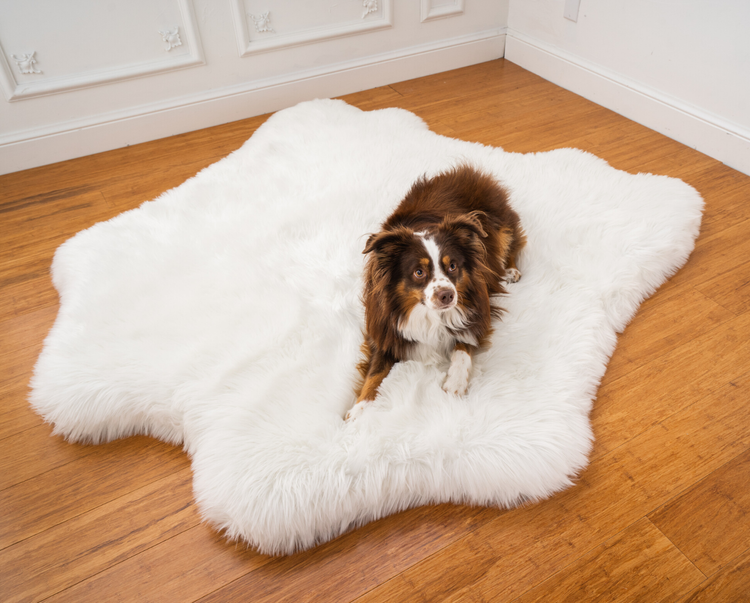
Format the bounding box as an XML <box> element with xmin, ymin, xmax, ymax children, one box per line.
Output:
<box><xmin>436</xmin><ymin>288</ymin><xmax>455</xmax><ymax>307</ymax></box>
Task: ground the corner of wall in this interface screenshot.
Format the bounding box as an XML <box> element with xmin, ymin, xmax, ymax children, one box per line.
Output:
<box><xmin>503</xmin><ymin>30</ymin><xmax>750</xmax><ymax>176</ymax></box>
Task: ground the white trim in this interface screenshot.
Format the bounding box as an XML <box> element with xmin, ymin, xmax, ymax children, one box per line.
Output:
<box><xmin>0</xmin><ymin>29</ymin><xmax>505</xmax><ymax>175</ymax></box>
<box><xmin>230</xmin><ymin>0</ymin><xmax>393</xmax><ymax>57</ymax></box>
<box><xmin>505</xmin><ymin>30</ymin><xmax>750</xmax><ymax>176</ymax></box>
<box><xmin>0</xmin><ymin>0</ymin><xmax>205</xmax><ymax>102</ymax></box>
<box><xmin>421</xmin><ymin>0</ymin><xmax>465</xmax><ymax>23</ymax></box>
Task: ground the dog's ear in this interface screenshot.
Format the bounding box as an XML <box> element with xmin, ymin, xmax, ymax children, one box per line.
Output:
<box><xmin>442</xmin><ymin>211</ymin><xmax>488</xmax><ymax>239</ymax></box>
<box><xmin>363</xmin><ymin>227</ymin><xmax>413</xmax><ymax>254</ymax></box>
<box><xmin>363</xmin><ymin>233</ymin><xmax>379</xmax><ymax>254</ymax></box>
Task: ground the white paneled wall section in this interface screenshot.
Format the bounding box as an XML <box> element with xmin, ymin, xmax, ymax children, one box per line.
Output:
<box><xmin>0</xmin><ymin>0</ymin><xmax>508</xmax><ymax>175</ymax></box>
<box><xmin>1</xmin><ymin>1</ymin><xmax>747</xmax><ymax>176</ymax></box>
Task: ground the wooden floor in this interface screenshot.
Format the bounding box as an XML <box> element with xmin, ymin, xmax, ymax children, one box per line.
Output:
<box><xmin>2</xmin><ymin>59</ymin><xmax>749</xmax><ymax>602</ymax></box>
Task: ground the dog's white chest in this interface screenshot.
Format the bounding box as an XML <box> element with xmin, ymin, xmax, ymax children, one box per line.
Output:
<box><xmin>399</xmin><ymin>303</ymin><xmax>471</xmax><ymax>364</ymax></box>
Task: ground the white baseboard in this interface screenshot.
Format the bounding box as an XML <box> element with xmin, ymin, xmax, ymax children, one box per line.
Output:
<box><xmin>0</xmin><ymin>30</ymin><xmax>505</xmax><ymax>176</ymax></box>
<box><xmin>505</xmin><ymin>30</ymin><xmax>750</xmax><ymax>177</ymax></box>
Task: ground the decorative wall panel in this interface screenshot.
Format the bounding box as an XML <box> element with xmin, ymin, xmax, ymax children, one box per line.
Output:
<box><xmin>230</xmin><ymin>0</ymin><xmax>393</xmax><ymax>57</ymax></box>
<box><xmin>421</xmin><ymin>0</ymin><xmax>464</xmax><ymax>22</ymax></box>
<box><xmin>0</xmin><ymin>0</ymin><xmax>204</xmax><ymax>101</ymax></box>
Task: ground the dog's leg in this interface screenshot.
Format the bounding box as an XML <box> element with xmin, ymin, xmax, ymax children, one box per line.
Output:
<box><xmin>357</xmin><ymin>351</ymin><xmax>394</xmax><ymax>403</ymax></box>
<box><xmin>443</xmin><ymin>342</ymin><xmax>473</xmax><ymax>396</ymax></box>
<box><xmin>347</xmin><ymin>347</ymin><xmax>395</xmax><ymax>421</ymax></box>
<box><xmin>504</xmin><ymin>228</ymin><xmax>527</xmax><ymax>283</ymax></box>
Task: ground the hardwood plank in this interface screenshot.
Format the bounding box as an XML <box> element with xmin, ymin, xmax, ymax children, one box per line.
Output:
<box><xmin>603</xmin><ymin>287</ymin><xmax>735</xmax><ymax>384</ymax></box>
<box><xmin>389</xmin><ymin>60</ymin><xmax>535</xmax><ymax>109</ymax></box>
<box><xmin>425</xmin><ymin>86</ymin><xmax>619</xmax><ymax>153</ymax></box>
<box><xmin>591</xmin><ymin>313</ymin><xmax>750</xmax><ymax>459</ymax></box>
<box><xmin>0</xmin><ymin>306</ymin><xmax>57</xmax><ymax>410</ymax></box>
<box><xmin>197</xmin><ymin>504</ymin><xmax>497</xmax><ymax>603</ymax></box>
<box><xmin>686</xmin><ymin>166</ymin><xmax>750</xmax><ymax>239</ymax></box>
<box><xmin>649</xmin><ymin>448</ymin><xmax>750</xmax><ymax>576</ymax></box>
<box><xmin>679</xmin><ymin>547</ymin><xmax>750</xmax><ymax>603</ymax></box>
<box><xmin>695</xmin><ymin>259</ymin><xmax>750</xmax><ymax>316</ymax></box>
<box><xmin>0</xmin><ymin>435</ymin><xmax>188</xmax><ymax>549</ymax></box>
<box><xmin>1</xmin><ymin>276</ymin><xmax>59</xmax><ymax>318</ymax></box>
<box><xmin>0</xmin><ymin>190</ymin><xmax>113</xmax><ymax>284</ymax></box>
<box><xmin>0</xmin><ymin>370</ymin><xmax>33</xmax><ymax>402</ymax></box>
<box><xmin>0</xmin><ymin>371</ymin><xmax>46</xmax><ymax>438</ymax></box>
<box><xmin>0</xmin><ymin>424</ymin><xmax>99</xmax><ymax>491</ymax></box>
<box><xmin>481</xmin><ymin>106</ymin><xmax>623</xmax><ymax>155</ymax></box>
<box><xmin>512</xmin><ymin>518</ymin><xmax>703</xmax><ymax>603</ymax></box>
<box><xmin>0</xmin><ymin>183</ymin><xmax>95</xmax><ymax>214</ymax></box>
<box><xmin>612</xmin><ymin>371</ymin><xmax>750</xmax><ymax>502</ymax></box>
<box><xmin>0</xmin><ymin>404</ymin><xmax>43</xmax><ymax>442</ymax></box>
<box><xmin>0</xmin><ymin>187</ymin><xmax>106</xmax><ymax>231</ymax></box>
<box><xmin>0</xmin><ymin>307</ymin><xmax>57</xmax><ymax>366</ymax></box>
<box><xmin>0</xmin><ymin>156</ymin><xmax>125</xmax><ymax>203</ymax></box>
<box><xmin>550</xmin><ymin>116</ymin><xmax>720</xmax><ymax>182</ymax></box>
<box><xmin>353</xmin><ymin>376</ymin><xmax>750</xmax><ymax>603</ymax></box>
<box><xmin>619</xmin><ymin>136</ymin><xmax>718</xmax><ymax>181</ymax></box>
<box><xmin>660</xmin><ymin>218</ymin><xmax>750</xmax><ymax>297</ymax></box>
<box><xmin>0</xmin><ymin>468</ymin><xmax>197</xmax><ymax>603</ymax></box>
<box><xmin>47</xmin><ymin>525</ymin><xmax>271</xmax><ymax>603</ymax></box>
<box><xmin>338</xmin><ymin>85</ymin><xmax>405</xmax><ymax>111</ymax></box>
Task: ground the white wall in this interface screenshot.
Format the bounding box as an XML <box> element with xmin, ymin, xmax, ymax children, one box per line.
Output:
<box><xmin>3</xmin><ymin>0</ymin><xmax>748</xmax><ymax>177</ymax></box>
<box><xmin>0</xmin><ymin>0</ymin><xmax>509</xmax><ymax>175</ymax></box>
<box><xmin>506</xmin><ymin>0</ymin><xmax>750</xmax><ymax>175</ymax></box>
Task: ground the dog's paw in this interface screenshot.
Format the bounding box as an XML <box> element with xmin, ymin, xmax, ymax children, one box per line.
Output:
<box><xmin>345</xmin><ymin>400</ymin><xmax>367</xmax><ymax>422</ymax></box>
<box><xmin>443</xmin><ymin>349</ymin><xmax>471</xmax><ymax>396</ymax></box>
<box><xmin>442</xmin><ymin>373</ymin><xmax>468</xmax><ymax>396</ymax></box>
<box><xmin>504</xmin><ymin>267</ymin><xmax>521</xmax><ymax>283</ymax></box>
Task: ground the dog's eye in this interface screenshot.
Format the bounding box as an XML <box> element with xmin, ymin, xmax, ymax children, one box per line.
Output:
<box><xmin>414</xmin><ymin>269</ymin><xmax>425</xmax><ymax>279</ymax></box>
<box><xmin>448</xmin><ymin>262</ymin><xmax>457</xmax><ymax>272</ymax></box>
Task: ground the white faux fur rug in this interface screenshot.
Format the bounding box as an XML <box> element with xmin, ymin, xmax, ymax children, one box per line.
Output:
<box><xmin>30</xmin><ymin>99</ymin><xmax>703</xmax><ymax>555</ymax></box>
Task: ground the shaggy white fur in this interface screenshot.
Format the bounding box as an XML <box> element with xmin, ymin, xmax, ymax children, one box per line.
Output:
<box><xmin>30</xmin><ymin>99</ymin><xmax>703</xmax><ymax>555</ymax></box>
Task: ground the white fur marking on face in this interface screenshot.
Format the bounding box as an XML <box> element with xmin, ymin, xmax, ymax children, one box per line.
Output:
<box><xmin>417</xmin><ymin>233</ymin><xmax>456</xmax><ymax>311</ymax></box>
<box><xmin>443</xmin><ymin>349</ymin><xmax>471</xmax><ymax>396</ymax></box>
<box><xmin>397</xmin><ymin>232</ymin><xmax>471</xmax><ymax>358</ymax></box>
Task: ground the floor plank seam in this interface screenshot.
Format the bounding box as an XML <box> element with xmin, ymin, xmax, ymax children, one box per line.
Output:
<box><xmin>645</xmin><ymin>517</ymin><xmax>708</xmax><ymax>580</ymax></box>
<box><xmin>501</xmin><ymin>518</ymin><xmax>663</xmax><ymax>603</ymax></box>
<box><xmin>0</xmin><ymin>458</ymin><xmax>192</xmax><ymax>551</ymax></box>
<box><xmin>0</xmin><ymin>414</ymin><xmax>45</xmax><ymax>444</ymax></box>
<box><xmin>589</xmin><ymin>373</ymin><xmax>750</xmax><ymax>465</ymax></box>
<box><xmin>345</xmin><ymin>516</ymin><xmax>496</xmax><ymax>603</ymax></box>
<box><xmin>33</xmin><ymin>522</ymin><xmax>203</xmax><ymax>603</ymax></box>
<box><xmin>645</xmin><ymin>445</ymin><xmax>750</xmax><ymax>526</ymax></box>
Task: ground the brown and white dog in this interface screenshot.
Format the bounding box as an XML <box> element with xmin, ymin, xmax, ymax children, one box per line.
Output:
<box><xmin>347</xmin><ymin>165</ymin><xmax>526</xmax><ymax>419</ymax></box>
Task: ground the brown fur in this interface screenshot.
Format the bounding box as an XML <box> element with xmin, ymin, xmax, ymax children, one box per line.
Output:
<box><xmin>352</xmin><ymin>165</ymin><xmax>526</xmax><ymax>408</ymax></box>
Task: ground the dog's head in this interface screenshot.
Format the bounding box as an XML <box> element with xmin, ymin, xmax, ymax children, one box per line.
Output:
<box><xmin>363</xmin><ymin>212</ymin><xmax>489</xmax><ymax>342</ymax></box>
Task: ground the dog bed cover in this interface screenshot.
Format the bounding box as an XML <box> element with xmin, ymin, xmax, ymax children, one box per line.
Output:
<box><xmin>30</xmin><ymin>100</ymin><xmax>703</xmax><ymax>554</ymax></box>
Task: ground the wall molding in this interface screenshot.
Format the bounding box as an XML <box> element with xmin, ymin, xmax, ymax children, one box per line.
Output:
<box><xmin>0</xmin><ymin>0</ymin><xmax>204</xmax><ymax>102</ymax></box>
<box><xmin>505</xmin><ymin>30</ymin><xmax>750</xmax><ymax>176</ymax></box>
<box><xmin>10</xmin><ymin>51</ymin><xmax>42</xmax><ymax>74</ymax></box>
<box><xmin>0</xmin><ymin>29</ymin><xmax>505</xmax><ymax>175</ymax></box>
<box><xmin>230</xmin><ymin>0</ymin><xmax>393</xmax><ymax>57</ymax></box>
<box><xmin>421</xmin><ymin>0</ymin><xmax>464</xmax><ymax>23</ymax></box>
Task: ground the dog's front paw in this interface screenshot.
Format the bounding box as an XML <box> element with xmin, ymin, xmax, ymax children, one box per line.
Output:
<box><xmin>505</xmin><ymin>267</ymin><xmax>522</xmax><ymax>283</ymax></box>
<box><xmin>345</xmin><ymin>400</ymin><xmax>367</xmax><ymax>422</ymax></box>
<box><xmin>443</xmin><ymin>349</ymin><xmax>471</xmax><ymax>396</ymax></box>
<box><xmin>442</xmin><ymin>372</ymin><xmax>468</xmax><ymax>396</ymax></box>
